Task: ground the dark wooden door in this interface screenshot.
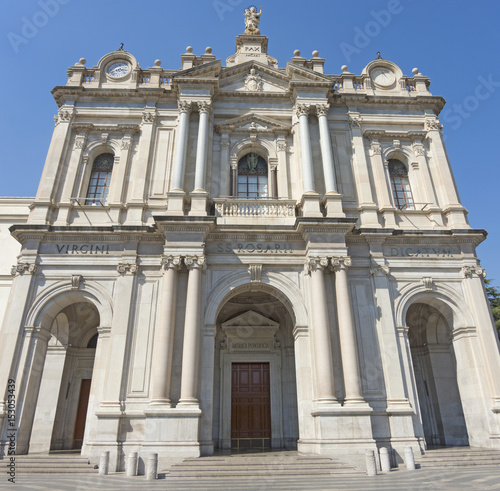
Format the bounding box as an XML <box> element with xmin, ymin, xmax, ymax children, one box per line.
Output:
<box><xmin>231</xmin><ymin>362</ymin><xmax>271</xmax><ymax>450</ymax></box>
<box><xmin>73</xmin><ymin>379</ymin><xmax>91</xmax><ymax>449</ymax></box>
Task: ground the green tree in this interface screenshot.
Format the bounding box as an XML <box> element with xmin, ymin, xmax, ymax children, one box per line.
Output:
<box><xmin>485</xmin><ymin>279</ymin><xmax>500</xmax><ymax>338</ymax></box>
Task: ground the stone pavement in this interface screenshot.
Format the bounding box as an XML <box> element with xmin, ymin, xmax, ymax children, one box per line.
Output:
<box><xmin>2</xmin><ymin>466</ymin><xmax>500</xmax><ymax>491</ymax></box>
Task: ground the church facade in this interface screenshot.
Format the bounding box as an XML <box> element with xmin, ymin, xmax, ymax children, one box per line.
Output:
<box><xmin>1</xmin><ymin>13</ymin><xmax>500</xmax><ymax>471</ymax></box>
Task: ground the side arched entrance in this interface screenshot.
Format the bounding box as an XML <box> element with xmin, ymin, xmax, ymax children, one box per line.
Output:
<box><xmin>212</xmin><ymin>286</ymin><xmax>299</xmax><ymax>451</ymax></box>
<box><xmin>406</xmin><ymin>300</ymin><xmax>469</xmax><ymax>448</ymax></box>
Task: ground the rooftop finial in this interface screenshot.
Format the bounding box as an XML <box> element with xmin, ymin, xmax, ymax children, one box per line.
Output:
<box><xmin>119</xmin><ymin>43</ymin><xmax>124</xmax><ymax>51</ymax></box>
<box><xmin>377</xmin><ymin>51</ymin><xmax>382</xmax><ymax>59</ymax></box>
<box><xmin>244</xmin><ymin>5</ymin><xmax>262</xmax><ymax>35</ymax></box>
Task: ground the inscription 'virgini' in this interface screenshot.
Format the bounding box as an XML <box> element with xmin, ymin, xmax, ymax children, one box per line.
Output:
<box><xmin>56</xmin><ymin>244</ymin><xmax>110</xmax><ymax>254</ymax></box>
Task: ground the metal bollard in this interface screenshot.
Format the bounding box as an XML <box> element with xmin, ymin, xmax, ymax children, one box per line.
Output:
<box><xmin>379</xmin><ymin>447</ymin><xmax>391</xmax><ymax>472</ymax></box>
<box><xmin>125</xmin><ymin>452</ymin><xmax>138</xmax><ymax>477</ymax></box>
<box><xmin>404</xmin><ymin>446</ymin><xmax>416</xmax><ymax>470</ymax></box>
<box><xmin>99</xmin><ymin>451</ymin><xmax>110</xmax><ymax>476</ymax></box>
<box><xmin>365</xmin><ymin>449</ymin><xmax>377</xmax><ymax>476</ymax></box>
<box><xmin>146</xmin><ymin>453</ymin><xmax>158</xmax><ymax>480</ymax></box>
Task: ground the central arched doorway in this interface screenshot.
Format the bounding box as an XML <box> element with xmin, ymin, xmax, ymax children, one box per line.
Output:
<box><xmin>213</xmin><ymin>287</ymin><xmax>299</xmax><ymax>451</ymax></box>
<box><xmin>407</xmin><ymin>301</ymin><xmax>469</xmax><ymax>448</ymax></box>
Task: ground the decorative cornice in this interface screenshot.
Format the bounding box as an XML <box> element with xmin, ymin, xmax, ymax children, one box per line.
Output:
<box><xmin>370</xmin><ymin>140</ymin><xmax>382</xmax><ymax>156</ymax></box>
<box><xmin>348</xmin><ymin>115</ymin><xmax>362</xmax><ymax>128</ymax></box>
<box><xmin>363</xmin><ymin>130</ymin><xmax>427</xmax><ymax>140</ymax></box>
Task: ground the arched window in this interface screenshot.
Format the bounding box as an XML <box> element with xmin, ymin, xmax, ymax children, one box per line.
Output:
<box><xmin>85</xmin><ymin>153</ymin><xmax>114</xmax><ymax>205</ymax></box>
<box><xmin>237</xmin><ymin>153</ymin><xmax>268</xmax><ymax>198</ymax></box>
<box><xmin>388</xmin><ymin>159</ymin><xmax>415</xmax><ymax>210</ymax></box>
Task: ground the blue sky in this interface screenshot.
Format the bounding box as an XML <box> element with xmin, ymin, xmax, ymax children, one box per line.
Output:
<box><xmin>1</xmin><ymin>0</ymin><xmax>499</xmax><ymax>286</ymax></box>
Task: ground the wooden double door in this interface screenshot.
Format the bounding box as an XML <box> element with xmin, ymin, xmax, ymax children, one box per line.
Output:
<box><xmin>231</xmin><ymin>362</ymin><xmax>271</xmax><ymax>450</ymax></box>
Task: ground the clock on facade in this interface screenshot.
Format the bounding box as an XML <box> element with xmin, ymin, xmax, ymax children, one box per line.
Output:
<box><xmin>370</xmin><ymin>67</ymin><xmax>396</xmax><ymax>87</ymax></box>
<box><xmin>107</xmin><ymin>61</ymin><xmax>130</xmax><ymax>79</ymax></box>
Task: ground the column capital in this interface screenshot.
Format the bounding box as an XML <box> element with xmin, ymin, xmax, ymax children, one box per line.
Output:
<box><xmin>74</xmin><ymin>134</ymin><xmax>88</xmax><ymax>150</ymax></box>
<box><xmin>276</xmin><ymin>135</ymin><xmax>287</xmax><ymax>152</ymax></box>
<box><xmin>462</xmin><ymin>265</ymin><xmax>486</xmax><ymax>279</ymax></box>
<box><xmin>369</xmin><ymin>139</ymin><xmax>382</xmax><ymax>156</ymax></box>
<box><xmin>117</xmin><ymin>262</ymin><xmax>138</xmax><ymax>275</ymax></box>
<box><xmin>197</xmin><ymin>101</ymin><xmax>212</xmax><ymax>113</ymax></box>
<box><xmin>348</xmin><ymin>115</ymin><xmax>362</xmax><ymax>128</ymax></box>
<box><xmin>305</xmin><ymin>256</ymin><xmax>329</xmax><ymax>273</ymax></box>
<box><xmin>121</xmin><ymin>135</ymin><xmax>133</xmax><ymax>150</ymax></box>
<box><xmin>370</xmin><ymin>264</ymin><xmax>390</xmax><ymax>276</ymax></box>
<box><xmin>329</xmin><ymin>256</ymin><xmax>352</xmax><ymax>272</ymax></box>
<box><xmin>184</xmin><ymin>255</ymin><xmax>206</xmax><ymax>271</ymax></box>
<box><xmin>178</xmin><ymin>100</ymin><xmax>193</xmax><ymax>113</ymax></box>
<box><xmin>161</xmin><ymin>255</ymin><xmax>182</xmax><ymax>271</ymax></box>
<box><xmin>425</xmin><ymin>117</ymin><xmax>443</xmax><ymax>132</ymax></box>
<box><xmin>295</xmin><ymin>103</ymin><xmax>310</xmax><ymax>117</ymax></box>
<box><xmin>142</xmin><ymin>110</ymin><xmax>157</xmax><ymax>125</ymax></box>
<box><xmin>11</xmin><ymin>262</ymin><xmax>37</xmax><ymax>276</ymax></box>
<box><xmin>316</xmin><ymin>104</ymin><xmax>330</xmax><ymax>117</ymax></box>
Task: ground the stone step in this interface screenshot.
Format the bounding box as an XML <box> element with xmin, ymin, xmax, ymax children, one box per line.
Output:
<box><xmin>416</xmin><ymin>447</ymin><xmax>500</xmax><ymax>468</ymax></box>
<box><xmin>166</xmin><ymin>455</ymin><xmax>360</xmax><ymax>477</ymax></box>
<box><xmin>5</xmin><ymin>454</ymin><xmax>98</xmax><ymax>474</ymax></box>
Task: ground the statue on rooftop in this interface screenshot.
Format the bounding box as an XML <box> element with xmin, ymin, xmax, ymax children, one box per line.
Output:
<box><xmin>244</xmin><ymin>6</ymin><xmax>262</xmax><ymax>35</ymax></box>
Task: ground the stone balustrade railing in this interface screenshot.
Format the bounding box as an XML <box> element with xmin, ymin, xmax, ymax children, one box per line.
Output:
<box><xmin>214</xmin><ymin>198</ymin><xmax>296</xmax><ymax>218</ymax></box>
<box><xmin>68</xmin><ymin>68</ymin><xmax>175</xmax><ymax>88</ymax></box>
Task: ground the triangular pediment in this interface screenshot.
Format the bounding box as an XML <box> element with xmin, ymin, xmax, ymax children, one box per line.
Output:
<box><xmin>215</xmin><ymin>112</ymin><xmax>291</xmax><ymax>134</ymax></box>
<box><xmin>222</xmin><ymin>310</ymin><xmax>280</xmax><ymax>329</ymax></box>
<box><xmin>286</xmin><ymin>63</ymin><xmax>332</xmax><ymax>84</ymax></box>
<box><xmin>172</xmin><ymin>60</ymin><xmax>222</xmax><ymax>81</ymax></box>
<box><xmin>219</xmin><ymin>61</ymin><xmax>289</xmax><ymax>94</ymax></box>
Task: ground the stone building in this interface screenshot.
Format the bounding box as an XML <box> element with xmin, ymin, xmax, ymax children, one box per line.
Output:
<box><xmin>1</xmin><ymin>11</ymin><xmax>500</xmax><ymax>471</ymax></box>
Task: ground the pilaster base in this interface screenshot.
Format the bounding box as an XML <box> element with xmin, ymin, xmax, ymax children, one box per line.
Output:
<box><xmin>359</xmin><ymin>204</ymin><xmax>381</xmax><ymax>228</ymax></box>
<box><xmin>125</xmin><ymin>203</ymin><xmax>145</xmax><ymax>225</ymax></box>
<box><xmin>167</xmin><ymin>190</ymin><xmax>186</xmax><ymax>216</ymax></box>
<box><xmin>143</xmin><ymin>407</ymin><xmax>202</xmax><ymax>470</ymax></box>
<box><xmin>426</xmin><ymin>207</ymin><xmax>445</xmax><ymax>228</ymax></box>
<box><xmin>53</xmin><ymin>204</ymin><xmax>71</xmax><ymax>225</ymax></box>
<box><xmin>188</xmin><ymin>191</ymin><xmax>209</xmax><ymax>216</ymax></box>
<box><xmin>381</xmin><ymin>208</ymin><xmax>396</xmax><ymax>228</ymax></box>
<box><xmin>28</xmin><ymin>202</ymin><xmax>53</xmax><ymax>225</ymax></box>
<box><xmin>323</xmin><ymin>192</ymin><xmax>345</xmax><ymax>217</ymax></box>
<box><xmin>307</xmin><ymin>404</ymin><xmax>376</xmax><ymax>470</ymax></box>
<box><xmin>299</xmin><ymin>193</ymin><xmax>322</xmax><ymax>217</ymax></box>
<box><xmin>443</xmin><ymin>205</ymin><xmax>469</xmax><ymax>228</ymax></box>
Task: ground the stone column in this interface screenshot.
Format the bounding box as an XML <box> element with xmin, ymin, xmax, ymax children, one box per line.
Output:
<box><xmin>296</xmin><ymin>104</ymin><xmax>321</xmax><ymax>216</ymax></box>
<box><xmin>30</xmin><ymin>105</ymin><xmax>74</xmax><ymax>224</ymax></box>
<box><xmin>219</xmin><ymin>135</ymin><xmax>231</xmax><ymax>197</ymax></box>
<box><xmin>171</xmin><ymin>101</ymin><xmax>192</xmax><ymax>191</ymax></box>
<box><xmin>269</xmin><ymin>163</ymin><xmax>278</xmax><ymax>198</ymax></box>
<box><xmin>168</xmin><ymin>101</ymin><xmax>192</xmax><ymax>215</ymax></box>
<box><xmin>296</xmin><ymin>104</ymin><xmax>315</xmax><ymax>193</ymax></box>
<box><xmin>150</xmin><ymin>256</ymin><xmax>181</xmax><ymax>406</ymax></box>
<box><xmin>348</xmin><ymin>115</ymin><xmax>379</xmax><ymax>227</ymax></box>
<box><xmin>425</xmin><ymin>117</ymin><xmax>467</xmax><ymax>227</ymax></box>
<box><xmin>307</xmin><ymin>257</ymin><xmax>337</xmax><ymax>405</ymax></box>
<box><xmin>193</xmin><ymin>102</ymin><xmax>211</xmax><ymax>191</ymax></box>
<box><xmin>368</xmin><ymin>139</ymin><xmax>396</xmax><ymax>228</ymax></box>
<box><xmin>276</xmin><ymin>135</ymin><xmax>289</xmax><ymax>198</ymax></box>
<box><xmin>178</xmin><ymin>256</ymin><xmax>206</xmax><ymax>406</ymax></box>
<box><xmin>317</xmin><ymin>104</ymin><xmax>344</xmax><ymax>217</ymax></box>
<box><xmin>190</xmin><ymin>101</ymin><xmax>212</xmax><ymax>216</ymax></box>
<box><xmin>331</xmin><ymin>257</ymin><xmax>365</xmax><ymax>405</ymax></box>
<box><xmin>231</xmin><ymin>161</ymin><xmax>238</xmax><ymax>197</ymax></box>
